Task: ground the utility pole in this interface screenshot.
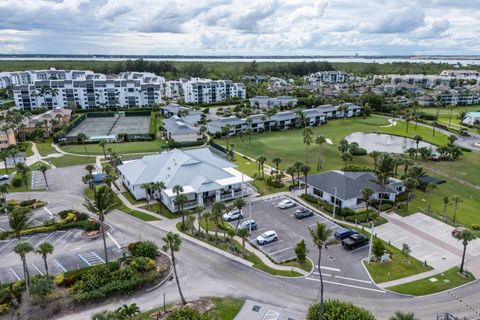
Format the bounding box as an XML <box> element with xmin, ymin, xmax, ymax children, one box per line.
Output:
<box><xmin>368</xmin><ymin>220</ymin><xmax>374</xmax><ymax>264</ymax></box>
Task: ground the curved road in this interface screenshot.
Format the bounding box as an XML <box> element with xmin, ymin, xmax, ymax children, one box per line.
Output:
<box><xmin>10</xmin><ymin>165</ymin><xmax>480</xmax><ymax>320</ymax></box>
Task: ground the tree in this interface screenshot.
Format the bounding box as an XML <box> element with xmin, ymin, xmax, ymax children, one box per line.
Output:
<box><xmin>300</xmin><ymin>164</ymin><xmax>311</xmax><ymax>195</ymax></box>
<box><xmin>442</xmin><ymin>196</ymin><xmax>450</xmax><ymax>220</ymax></box>
<box><xmin>237</xmin><ymin>228</ymin><xmax>249</xmax><ymax>258</ymax></box>
<box><xmin>8</xmin><ymin>145</ymin><xmax>19</xmax><ymax>165</ymax></box>
<box><xmin>341</xmin><ymin>151</ymin><xmax>352</xmax><ymax>170</ymax></box>
<box><xmin>457</xmin><ymin>230</ymin><xmax>476</xmax><ymax>274</ymax></box>
<box><xmin>256</xmin><ymin>155</ymin><xmax>267</xmax><ymax>179</ymax></box>
<box><xmin>173</xmin><ymin>185</ymin><xmax>186</xmax><ymax>224</ymax></box>
<box><xmin>84</xmin><ymin>185</ymin><xmax>116</xmax><ymax>265</ymax></box>
<box><xmin>9</xmin><ymin>207</ymin><xmax>31</xmax><ymax>239</ymax></box>
<box><xmin>15</xmin><ymin>162</ymin><xmax>30</xmax><ymax>187</ymax></box>
<box><xmin>77</xmin><ymin>132</ymin><xmax>88</xmax><ymax>152</ymax></box>
<box><xmin>115</xmin><ymin>303</ymin><xmax>141</xmax><ymax>320</ymax></box>
<box><xmin>203</xmin><ymin>212</ymin><xmax>211</xmax><ymax>239</ymax></box>
<box><xmin>307</xmin><ymin>300</ymin><xmax>375</xmax><ymax>320</ymax></box>
<box><xmin>375</xmin><ymin>153</ymin><xmax>395</xmax><ymax>213</ymax></box>
<box><xmin>98</xmin><ymin>140</ymin><xmax>108</xmax><ymax>158</ymax></box>
<box><xmin>309</xmin><ymin>223</ymin><xmax>332</xmax><ymax>320</ymax></box>
<box><xmin>36</xmin><ymin>163</ymin><xmax>50</xmax><ymax>189</ymax></box>
<box><xmin>293</xmin><ymin>161</ymin><xmax>304</xmax><ymax>187</ymax></box>
<box><xmin>369</xmin><ymin>151</ymin><xmax>380</xmax><ymax>171</ymax></box>
<box><xmin>372</xmin><ymin>239</ymin><xmax>385</xmax><ymax>258</ymax></box>
<box><xmin>36</xmin><ymin>242</ymin><xmax>54</xmax><ymax>276</ymax></box>
<box><xmin>0</xmin><ymin>150</ymin><xmax>9</xmax><ymax>173</ymax></box>
<box><xmin>221</xmin><ymin>125</ymin><xmax>232</xmax><ymax>156</ymax></box>
<box><xmin>233</xmin><ymin>198</ymin><xmax>245</xmax><ymax>231</ymax></box>
<box><xmin>413</xmin><ymin>135</ymin><xmax>423</xmax><ymax>159</ymax></box>
<box><xmin>272</xmin><ymin>157</ymin><xmax>282</xmax><ymax>180</ymax></box>
<box><xmin>401</xmin><ymin>243</ymin><xmax>411</xmax><ymax>263</ymax></box>
<box><xmin>315</xmin><ymin>135</ymin><xmax>326</xmax><ymax>171</ymax></box>
<box><xmin>451</xmin><ymin>195</ymin><xmax>463</xmax><ymax>225</ymax></box>
<box><xmin>389</xmin><ymin>311</ymin><xmax>419</xmax><ymax>320</ymax></box>
<box><xmin>361</xmin><ymin>188</ymin><xmax>374</xmax><ymax>221</ymax></box>
<box><xmin>0</xmin><ymin>183</ymin><xmax>10</xmax><ymax>206</ymax></box>
<box><xmin>212</xmin><ymin>201</ymin><xmax>226</xmax><ymax>241</ymax></box>
<box><xmin>162</xmin><ymin>232</ymin><xmax>187</xmax><ymax>305</ymax></box>
<box><xmin>175</xmin><ymin>194</ymin><xmax>188</xmax><ymax>226</ymax></box>
<box><xmin>425</xmin><ymin>182</ymin><xmax>437</xmax><ymax>213</ymax></box>
<box><xmin>405</xmin><ymin>114</ymin><xmax>413</xmax><ymax>134</ymax></box>
<box><xmin>141</xmin><ymin>183</ymin><xmax>152</xmax><ymax>209</ymax></box>
<box><xmin>151</xmin><ymin>181</ymin><xmax>166</xmax><ymax>214</ymax></box>
<box><xmin>403</xmin><ymin>177</ymin><xmax>419</xmax><ymax>210</ymax></box>
<box><xmin>286</xmin><ymin>165</ymin><xmax>296</xmax><ymax>187</ymax></box>
<box><xmin>302</xmin><ymin>127</ymin><xmax>313</xmax><ymax>165</ymax></box>
<box><xmin>294</xmin><ymin>239</ymin><xmax>308</xmax><ymax>263</ymax></box>
<box><xmin>447</xmin><ymin>104</ymin><xmax>456</xmax><ymax>129</ymax></box>
<box><xmin>338</xmin><ymin>104</ymin><xmax>349</xmax><ymax>122</ymax></box>
<box><xmin>14</xmin><ymin>241</ymin><xmax>34</xmax><ymax>302</ymax></box>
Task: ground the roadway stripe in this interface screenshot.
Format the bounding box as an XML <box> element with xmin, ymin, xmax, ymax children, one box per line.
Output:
<box><xmin>36</xmin><ymin>232</ymin><xmax>54</xmax><ymax>246</ymax></box>
<box><xmin>311</xmin><ymin>272</ymin><xmax>332</xmax><ymax>277</ymax></box>
<box><xmin>335</xmin><ymin>275</ymin><xmax>372</xmax><ymax>284</ymax></box>
<box><xmin>0</xmin><ymin>226</ymin><xmax>4</xmax><ymax>231</ymax></box>
<box><xmin>32</xmin><ymin>263</ymin><xmax>44</xmax><ymax>276</ymax></box>
<box><xmin>0</xmin><ymin>239</ymin><xmax>15</xmax><ymax>252</ymax></box>
<box><xmin>53</xmin><ymin>230</ymin><xmax>70</xmax><ymax>245</ymax></box>
<box><xmin>316</xmin><ymin>265</ymin><xmax>341</xmax><ymax>272</ymax></box>
<box><xmin>54</xmin><ymin>259</ymin><xmax>67</xmax><ymax>272</ymax></box>
<box><xmin>410</xmin><ymin>244</ymin><xmax>422</xmax><ymax>249</ymax></box>
<box><xmin>306</xmin><ymin>278</ymin><xmax>386</xmax><ymax>293</ymax></box>
<box><xmin>391</xmin><ymin>236</ymin><xmax>407</xmax><ymax>243</ymax></box>
<box><xmin>91</xmin><ymin>251</ymin><xmax>105</xmax><ymax>263</ymax></box>
<box><xmin>348</xmin><ymin>244</ymin><xmax>369</xmax><ymax>253</ymax></box>
<box><xmin>107</xmin><ymin>232</ymin><xmax>121</xmax><ymax>249</ymax></box>
<box><xmin>258</xmin><ymin>240</ymin><xmax>284</xmax><ymax>248</ymax></box>
<box><xmin>269</xmin><ymin>247</ymin><xmax>293</xmax><ymax>256</ymax></box>
<box><xmin>44</xmin><ymin>207</ymin><xmax>53</xmax><ymax>216</ymax></box>
<box><xmin>421</xmin><ymin>252</ymin><xmax>438</xmax><ymax>260</ymax></box>
<box><xmin>9</xmin><ymin>268</ymin><xmax>21</xmax><ymax>281</ymax></box>
<box><xmin>77</xmin><ymin>254</ymin><xmax>91</xmax><ymax>266</ymax></box>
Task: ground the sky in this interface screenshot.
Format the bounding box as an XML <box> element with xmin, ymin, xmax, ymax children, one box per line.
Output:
<box><xmin>0</xmin><ymin>0</ymin><xmax>479</xmax><ymax>56</ymax></box>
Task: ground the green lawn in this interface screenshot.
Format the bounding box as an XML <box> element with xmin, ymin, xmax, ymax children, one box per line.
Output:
<box><xmin>144</xmin><ymin>202</ymin><xmax>180</xmax><ymax>219</ymax></box>
<box><xmin>121</xmin><ymin>191</ymin><xmax>145</xmax><ymax>205</ymax></box>
<box><xmin>60</xmin><ymin>140</ymin><xmax>167</xmax><ymax>155</ymax></box>
<box><xmin>47</xmin><ymin>155</ymin><xmax>96</xmax><ymax>167</ymax></box>
<box><xmin>419</xmin><ymin>105</ymin><xmax>480</xmax><ymax>129</ymax></box>
<box><xmin>9</xmin><ymin>172</ymin><xmax>32</xmax><ymax>192</ymax></box>
<box><xmin>387</xmin><ymin>267</ymin><xmax>475</xmax><ymax>296</ymax></box>
<box><xmin>21</xmin><ymin>142</ymin><xmax>33</xmax><ymax>157</ymax></box>
<box><xmin>35</xmin><ymin>139</ymin><xmax>57</xmax><ymax>157</ymax></box>
<box><xmin>221</xmin><ymin>116</ymin><xmax>449</xmax><ymax>177</ymax></box>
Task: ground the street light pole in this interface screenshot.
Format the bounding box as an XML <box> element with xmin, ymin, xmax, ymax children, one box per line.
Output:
<box><xmin>249</xmin><ymin>201</ymin><xmax>252</xmax><ymax>233</ymax></box>
<box><xmin>368</xmin><ymin>220</ymin><xmax>374</xmax><ymax>264</ymax></box>
<box><xmin>332</xmin><ymin>187</ymin><xmax>337</xmax><ymax>221</ymax></box>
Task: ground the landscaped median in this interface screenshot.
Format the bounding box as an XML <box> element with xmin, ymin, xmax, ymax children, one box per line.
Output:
<box><xmin>176</xmin><ymin>221</ymin><xmax>312</xmax><ymax>277</ymax></box>
<box><xmin>386</xmin><ymin>267</ymin><xmax>476</xmax><ymax>296</ymax></box>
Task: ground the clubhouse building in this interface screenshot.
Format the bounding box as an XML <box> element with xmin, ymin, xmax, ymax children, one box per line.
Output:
<box><xmin>117</xmin><ymin>147</ymin><xmax>253</xmax><ymax>212</ymax></box>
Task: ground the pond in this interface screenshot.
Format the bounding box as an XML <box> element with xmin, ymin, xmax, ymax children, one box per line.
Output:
<box><xmin>345</xmin><ymin>132</ymin><xmax>436</xmax><ymax>153</ymax></box>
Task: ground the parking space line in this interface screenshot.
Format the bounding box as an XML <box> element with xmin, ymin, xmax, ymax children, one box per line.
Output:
<box><xmin>335</xmin><ymin>275</ymin><xmax>372</xmax><ymax>284</ymax></box>
<box><xmin>53</xmin><ymin>230</ymin><xmax>70</xmax><ymax>245</ymax></box>
<box><xmin>0</xmin><ymin>226</ymin><xmax>4</xmax><ymax>231</ymax></box>
<box><xmin>77</xmin><ymin>254</ymin><xmax>91</xmax><ymax>266</ymax></box>
<box><xmin>311</xmin><ymin>272</ymin><xmax>332</xmax><ymax>277</ymax></box>
<box><xmin>91</xmin><ymin>252</ymin><xmax>105</xmax><ymax>263</ymax></box>
<box><xmin>107</xmin><ymin>232</ymin><xmax>121</xmax><ymax>250</ymax></box>
<box><xmin>54</xmin><ymin>259</ymin><xmax>67</xmax><ymax>272</ymax></box>
<box><xmin>257</xmin><ymin>240</ymin><xmax>284</xmax><ymax>248</ymax></box>
<box><xmin>421</xmin><ymin>252</ymin><xmax>438</xmax><ymax>260</ymax></box>
<box><xmin>9</xmin><ymin>268</ymin><xmax>21</xmax><ymax>281</ymax></box>
<box><xmin>328</xmin><ymin>225</ymin><xmax>337</xmax><ymax>229</ymax></box>
<box><xmin>348</xmin><ymin>245</ymin><xmax>369</xmax><ymax>253</ymax></box>
<box><xmin>269</xmin><ymin>246</ymin><xmax>293</xmax><ymax>256</ymax></box>
<box><xmin>0</xmin><ymin>239</ymin><xmax>15</xmax><ymax>252</ymax></box>
<box><xmin>410</xmin><ymin>244</ymin><xmax>422</xmax><ymax>249</ymax></box>
<box><xmin>391</xmin><ymin>236</ymin><xmax>407</xmax><ymax>243</ymax></box>
<box><xmin>44</xmin><ymin>207</ymin><xmax>53</xmax><ymax>216</ymax></box>
<box><xmin>317</xmin><ymin>265</ymin><xmax>341</xmax><ymax>272</ymax></box>
<box><xmin>32</xmin><ymin>263</ymin><xmax>44</xmax><ymax>276</ymax></box>
<box><xmin>306</xmin><ymin>278</ymin><xmax>386</xmax><ymax>293</ymax></box>
<box><xmin>36</xmin><ymin>232</ymin><xmax>54</xmax><ymax>247</ymax></box>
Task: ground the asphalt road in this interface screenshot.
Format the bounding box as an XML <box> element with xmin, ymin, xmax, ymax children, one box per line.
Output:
<box><xmin>5</xmin><ymin>165</ymin><xmax>480</xmax><ymax>320</ymax></box>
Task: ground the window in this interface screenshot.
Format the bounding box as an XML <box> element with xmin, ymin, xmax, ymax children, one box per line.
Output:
<box><xmin>313</xmin><ymin>188</ymin><xmax>323</xmax><ymax>197</ymax></box>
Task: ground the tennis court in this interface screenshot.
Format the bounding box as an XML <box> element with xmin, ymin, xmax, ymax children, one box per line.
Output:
<box><xmin>65</xmin><ymin>114</ymin><xmax>151</xmax><ymax>142</ymax></box>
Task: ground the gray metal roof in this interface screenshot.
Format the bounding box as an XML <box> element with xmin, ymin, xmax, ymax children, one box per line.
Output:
<box><xmin>163</xmin><ymin>117</ymin><xmax>199</xmax><ymax>135</ymax></box>
<box><xmin>271</xmin><ymin>110</ymin><xmax>296</xmax><ymax>121</ymax></box>
<box><xmin>298</xmin><ymin>170</ymin><xmax>402</xmax><ymax>200</ymax></box>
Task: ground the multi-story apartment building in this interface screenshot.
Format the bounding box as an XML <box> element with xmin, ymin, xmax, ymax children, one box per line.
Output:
<box><xmin>307</xmin><ymin>71</ymin><xmax>352</xmax><ymax>84</ymax></box>
<box><xmin>0</xmin><ymin>69</ymin><xmax>104</xmax><ymax>89</ymax></box>
<box><xmin>181</xmin><ymin>78</ymin><xmax>246</xmax><ymax>104</ymax></box>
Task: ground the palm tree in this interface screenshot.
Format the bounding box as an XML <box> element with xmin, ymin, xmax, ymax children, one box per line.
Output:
<box><xmin>451</xmin><ymin>195</ymin><xmax>462</xmax><ymax>225</ymax></box>
<box><xmin>315</xmin><ymin>135</ymin><xmax>326</xmax><ymax>171</ymax></box>
<box><xmin>222</xmin><ymin>125</ymin><xmax>232</xmax><ymax>155</ymax></box>
<box><xmin>302</xmin><ymin>127</ymin><xmax>313</xmax><ymax>165</ymax></box>
<box><xmin>233</xmin><ymin>198</ymin><xmax>245</xmax><ymax>231</ymax></box>
<box><xmin>203</xmin><ymin>212</ymin><xmax>211</xmax><ymax>239</ymax></box>
<box><xmin>9</xmin><ymin>207</ymin><xmax>30</xmax><ymax>239</ymax></box>
<box><xmin>14</xmin><ymin>241</ymin><xmax>34</xmax><ymax>302</ymax></box>
<box><xmin>271</xmin><ymin>157</ymin><xmax>282</xmax><ymax>180</ymax></box>
<box><xmin>405</xmin><ymin>114</ymin><xmax>413</xmax><ymax>134</ymax></box>
<box><xmin>413</xmin><ymin>135</ymin><xmax>423</xmax><ymax>159</ymax></box>
<box><xmin>389</xmin><ymin>311</ymin><xmax>419</xmax><ymax>320</ymax></box>
<box><xmin>15</xmin><ymin>162</ymin><xmax>30</xmax><ymax>188</ymax></box>
<box><xmin>442</xmin><ymin>196</ymin><xmax>450</xmax><ymax>220</ymax></box>
<box><xmin>407</xmin><ymin>165</ymin><xmax>426</xmax><ymax>185</ymax></box>
<box><xmin>300</xmin><ymin>164</ymin><xmax>311</xmax><ymax>195</ymax></box>
<box><xmin>0</xmin><ymin>150</ymin><xmax>9</xmax><ymax>173</ymax></box>
<box><xmin>0</xmin><ymin>183</ymin><xmax>10</xmax><ymax>206</ymax></box>
<box><xmin>212</xmin><ymin>201</ymin><xmax>226</xmax><ymax>241</ymax></box>
<box><xmin>173</xmin><ymin>185</ymin><xmax>186</xmax><ymax>224</ymax></box>
<box><xmin>447</xmin><ymin>104</ymin><xmax>456</xmax><ymax>129</ymax></box>
<box><xmin>84</xmin><ymin>185</ymin><xmax>116</xmax><ymax>265</ymax></box>
<box><xmin>369</xmin><ymin>151</ymin><xmax>380</xmax><ymax>171</ymax></box>
<box><xmin>37</xmin><ymin>163</ymin><xmax>50</xmax><ymax>189</ymax></box>
<box><xmin>457</xmin><ymin>230</ymin><xmax>476</xmax><ymax>274</ymax></box>
<box><xmin>256</xmin><ymin>155</ymin><xmax>267</xmax><ymax>179</ymax></box>
<box><xmin>141</xmin><ymin>183</ymin><xmax>152</xmax><ymax>208</ymax></box>
<box><xmin>403</xmin><ymin>177</ymin><xmax>419</xmax><ymax>210</ymax></box>
<box><xmin>115</xmin><ymin>303</ymin><xmax>141</xmax><ymax>320</ymax></box>
<box><xmin>402</xmin><ymin>158</ymin><xmax>414</xmax><ymax>178</ymax></box>
<box><xmin>99</xmin><ymin>140</ymin><xmax>108</xmax><ymax>158</ymax></box>
<box><xmin>293</xmin><ymin>161</ymin><xmax>304</xmax><ymax>187</ymax></box>
<box><xmin>338</xmin><ymin>104</ymin><xmax>349</xmax><ymax>122</ymax></box>
<box><xmin>341</xmin><ymin>151</ymin><xmax>352</xmax><ymax>170</ymax></box>
<box><xmin>361</xmin><ymin>187</ymin><xmax>374</xmax><ymax>220</ymax></box>
<box><xmin>309</xmin><ymin>223</ymin><xmax>332</xmax><ymax>320</ymax></box>
<box><xmin>151</xmin><ymin>181</ymin><xmax>166</xmax><ymax>213</ymax></box>
<box><xmin>286</xmin><ymin>165</ymin><xmax>296</xmax><ymax>187</ymax></box>
<box><xmin>36</xmin><ymin>242</ymin><xmax>54</xmax><ymax>276</ymax></box>
<box><xmin>237</xmin><ymin>228</ymin><xmax>249</xmax><ymax>258</ymax></box>
<box><xmin>162</xmin><ymin>232</ymin><xmax>187</xmax><ymax>305</ymax></box>
<box><xmin>426</xmin><ymin>182</ymin><xmax>437</xmax><ymax>213</ymax></box>
<box><xmin>76</xmin><ymin>133</ymin><xmax>88</xmax><ymax>152</ymax></box>
<box><xmin>375</xmin><ymin>153</ymin><xmax>395</xmax><ymax>214</ymax></box>
<box><xmin>7</xmin><ymin>145</ymin><xmax>19</xmax><ymax>165</ymax></box>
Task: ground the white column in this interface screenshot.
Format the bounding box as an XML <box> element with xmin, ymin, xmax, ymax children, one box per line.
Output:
<box><xmin>215</xmin><ymin>190</ymin><xmax>220</xmax><ymax>201</ymax></box>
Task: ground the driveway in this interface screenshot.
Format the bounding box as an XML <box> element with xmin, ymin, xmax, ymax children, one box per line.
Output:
<box><xmin>376</xmin><ymin>213</ymin><xmax>480</xmax><ymax>275</ymax></box>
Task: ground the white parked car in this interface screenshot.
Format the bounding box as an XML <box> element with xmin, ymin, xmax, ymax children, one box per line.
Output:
<box><xmin>222</xmin><ymin>209</ymin><xmax>243</xmax><ymax>221</ymax></box>
<box><xmin>256</xmin><ymin>230</ymin><xmax>278</xmax><ymax>245</ymax></box>
<box><xmin>0</xmin><ymin>175</ymin><xmax>8</xmax><ymax>181</ymax></box>
<box><xmin>278</xmin><ymin>199</ymin><xmax>295</xmax><ymax>209</ymax></box>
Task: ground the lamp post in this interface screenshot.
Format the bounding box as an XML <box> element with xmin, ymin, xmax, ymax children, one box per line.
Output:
<box><xmin>332</xmin><ymin>187</ymin><xmax>337</xmax><ymax>221</ymax></box>
<box><xmin>368</xmin><ymin>220</ymin><xmax>374</xmax><ymax>264</ymax></box>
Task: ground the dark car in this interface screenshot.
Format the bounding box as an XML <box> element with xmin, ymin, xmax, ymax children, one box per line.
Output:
<box><xmin>334</xmin><ymin>228</ymin><xmax>356</xmax><ymax>240</ymax></box>
<box><xmin>294</xmin><ymin>207</ymin><xmax>313</xmax><ymax>219</ymax></box>
<box><xmin>342</xmin><ymin>233</ymin><xmax>369</xmax><ymax>250</ymax></box>
<box><xmin>238</xmin><ymin>219</ymin><xmax>257</xmax><ymax>231</ymax></box>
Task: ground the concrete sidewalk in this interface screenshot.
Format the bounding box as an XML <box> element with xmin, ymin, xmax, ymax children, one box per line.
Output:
<box><xmin>234</xmin><ymin>299</ymin><xmax>305</xmax><ymax>320</ymax></box>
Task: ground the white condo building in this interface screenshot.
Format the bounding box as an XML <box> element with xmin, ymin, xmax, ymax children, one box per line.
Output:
<box><xmin>180</xmin><ymin>78</ymin><xmax>246</xmax><ymax>104</ymax></box>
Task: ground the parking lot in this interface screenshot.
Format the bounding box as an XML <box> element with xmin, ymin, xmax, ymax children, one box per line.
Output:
<box><xmin>31</xmin><ymin>170</ymin><xmax>56</xmax><ymax>190</ymax></box>
<box><xmin>230</xmin><ymin>195</ymin><xmax>385</xmax><ymax>293</ymax></box>
<box><xmin>0</xmin><ymin>205</ymin><xmax>124</xmax><ymax>284</ymax></box>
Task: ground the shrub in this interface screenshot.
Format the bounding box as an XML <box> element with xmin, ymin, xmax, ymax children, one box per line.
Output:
<box><xmin>307</xmin><ymin>300</ymin><xmax>375</xmax><ymax>320</ymax></box>
<box><xmin>75</xmin><ymin>212</ymin><xmax>89</xmax><ymax>221</ymax></box>
<box><xmin>344</xmin><ymin>211</ymin><xmax>378</xmax><ymax>223</ymax></box>
<box><xmin>395</xmin><ymin>192</ymin><xmax>409</xmax><ymax>202</ymax></box>
<box><xmin>55</xmin><ymin>274</ymin><xmax>64</xmax><ymax>286</ymax></box>
<box><xmin>11</xmin><ymin>178</ymin><xmax>22</xmax><ymax>188</ymax></box>
<box><xmin>42</xmin><ymin>218</ymin><xmax>56</xmax><ymax>226</ymax></box>
<box><xmin>130</xmin><ymin>257</ymin><xmax>156</xmax><ymax>272</ymax></box>
<box><xmin>167</xmin><ymin>308</ymin><xmax>211</xmax><ymax>320</ymax></box>
<box><xmin>471</xmin><ymin>224</ymin><xmax>479</xmax><ymax>230</ymax></box>
<box><xmin>19</xmin><ymin>199</ymin><xmax>36</xmax><ymax>207</ymax></box>
<box><xmin>342</xmin><ymin>208</ymin><xmax>356</xmax><ymax>217</ymax></box>
<box><xmin>129</xmin><ymin>240</ymin><xmax>158</xmax><ymax>259</ymax></box>
<box><xmin>373</xmin><ymin>239</ymin><xmax>386</xmax><ymax>258</ymax></box>
<box><xmin>0</xmin><ymin>303</ymin><xmax>9</xmax><ymax>315</ymax></box>
<box><xmin>84</xmin><ymin>220</ymin><xmax>101</xmax><ymax>232</ymax></box>
<box><xmin>351</xmin><ymin>147</ymin><xmax>367</xmax><ymax>156</ymax></box>
<box><xmin>58</xmin><ymin>210</ymin><xmax>73</xmax><ymax>219</ymax></box>
<box><xmin>301</xmin><ymin>194</ymin><xmax>318</xmax><ymax>203</ymax></box>
<box><xmin>30</xmin><ymin>276</ymin><xmax>54</xmax><ymax>298</ymax></box>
